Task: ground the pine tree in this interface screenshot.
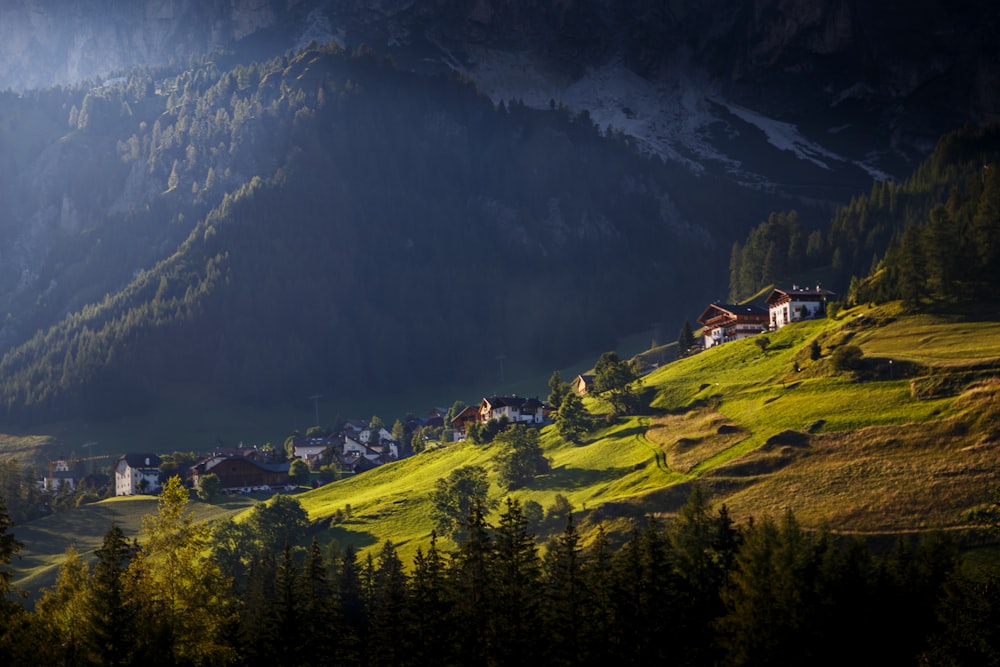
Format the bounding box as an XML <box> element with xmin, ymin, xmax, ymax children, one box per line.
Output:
<box><xmin>269</xmin><ymin>540</ymin><xmax>304</xmax><ymax>667</ymax></box>
<box><xmin>492</xmin><ymin>498</ymin><xmax>543</xmax><ymax>666</ymax></box>
<box><xmin>0</xmin><ymin>493</ymin><xmax>21</xmax><ymax>597</ymax></box>
<box><xmin>544</xmin><ymin>513</ymin><xmax>587</xmax><ymax>667</ymax></box>
<box><xmin>88</xmin><ymin>524</ymin><xmax>138</xmax><ymax>666</ymax></box>
<box><xmin>677</xmin><ymin>319</ymin><xmax>696</xmax><ymax>356</ymax></box>
<box><xmin>240</xmin><ymin>550</ymin><xmax>279</xmax><ymax>665</ymax></box>
<box><xmin>556</xmin><ymin>390</ymin><xmax>589</xmax><ymax>444</ymax></box>
<box><xmin>336</xmin><ymin>545</ymin><xmax>365</xmax><ymax>666</ymax></box>
<box><xmin>407</xmin><ymin>533</ymin><xmax>455</xmax><ymax>666</ymax></box>
<box><xmin>449</xmin><ymin>502</ymin><xmax>495</xmax><ymax>665</ymax></box>
<box><xmin>301</xmin><ymin>537</ymin><xmax>340</xmax><ymax>664</ymax></box>
<box><xmin>369</xmin><ymin>541</ymin><xmax>408</xmax><ymax>667</ymax></box>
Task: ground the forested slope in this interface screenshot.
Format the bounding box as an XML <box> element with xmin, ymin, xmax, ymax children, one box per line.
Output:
<box><xmin>728</xmin><ymin>123</ymin><xmax>1000</xmax><ymax>304</ymax></box>
<box><xmin>0</xmin><ymin>44</ymin><xmax>799</xmax><ymax>425</ymax></box>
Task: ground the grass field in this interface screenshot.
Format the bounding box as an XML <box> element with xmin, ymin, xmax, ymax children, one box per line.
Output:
<box><xmin>8</xmin><ymin>302</ymin><xmax>1000</xmax><ymax>595</ymax></box>
<box><xmin>11</xmin><ymin>493</ymin><xmax>256</xmax><ymax>599</ymax></box>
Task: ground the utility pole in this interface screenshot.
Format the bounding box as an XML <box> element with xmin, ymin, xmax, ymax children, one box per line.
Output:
<box><xmin>82</xmin><ymin>441</ymin><xmax>97</xmax><ymax>475</ymax></box>
<box><xmin>309</xmin><ymin>394</ymin><xmax>323</xmax><ymax>427</ymax></box>
<box><xmin>496</xmin><ymin>354</ymin><xmax>506</xmax><ymax>384</ymax></box>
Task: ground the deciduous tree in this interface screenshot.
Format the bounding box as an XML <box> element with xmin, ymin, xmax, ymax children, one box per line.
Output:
<box><xmin>493</xmin><ymin>425</ymin><xmax>550</xmax><ymax>490</ymax></box>
<box><xmin>593</xmin><ymin>351</ymin><xmax>640</xmax><ymax>415</ymax></box>
<box><xmin>430</xmin><ymin>465</ymin><xmax>496</xmax><ymax>541</ymax></box>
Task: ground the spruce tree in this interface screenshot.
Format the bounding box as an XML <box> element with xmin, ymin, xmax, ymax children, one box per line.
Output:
<box><xmin>492</xmin><ymin>498</ymin><xmax>543</xmax><ymax>666</ymax></box>
<box><xmin>449</xmin><ymin>502</ymin><xmax>495</xmax><ymax>666</ymax></box>
<box><xmin>544</xmin><ymin>513</ymin><xmax>587</xmax><ymax>667</ymax></box>
<box><xmin>88</xmin><ymin>524</ymin><xmax>138</xmax><ymax>666</ymax></box>
<box><xmin>407</xmin><ymin>533</ymin><xmax>455</xmax><ymax>666</ymax></box>
<box><xmin>369</xmin><ymin>541</ymin><xmax>408</xmax><ymax>667</ymax></box>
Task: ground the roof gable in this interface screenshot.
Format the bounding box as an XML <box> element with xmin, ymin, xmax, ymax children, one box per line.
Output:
<box><xmin>698</xmin><ymin>303</ymin><xmax>767</xmax><ymax>324</ymax></box>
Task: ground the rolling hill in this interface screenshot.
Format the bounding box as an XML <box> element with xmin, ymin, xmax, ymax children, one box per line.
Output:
<box><xmin>12</xmin><ymin>299</ymin><xmax>1000</xmax><ymax>595</ymax></box>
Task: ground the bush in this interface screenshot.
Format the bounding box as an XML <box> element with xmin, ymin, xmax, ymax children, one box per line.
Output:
<box><xmin>831</xmin><ymin>344</ymin><xmax>864</xmax><ymax>372</ymax></box>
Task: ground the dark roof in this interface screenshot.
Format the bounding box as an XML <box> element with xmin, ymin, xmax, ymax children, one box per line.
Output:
<box><xmin>765</xmin><ymin>287</ymin><xmax>837</xmax><ymax>305</ymax></box>
<box><xmin>697</xmin><ymin>303</ymin><xmax>767</xmax><ymax>324</ymax></box>
<box><xmin>484</xmin><ymin>396</ymin><xmax>544</xmax><ymax>409</ymax></box>
<box><xmin>121</xmin><ymin>453</ymin><xmax>162</xmax><ymax>469</ymax></box>
<box><xmin>194</xmin><ymin>455</ymin><xmax>290</xmax><ymax>475</ymax></box>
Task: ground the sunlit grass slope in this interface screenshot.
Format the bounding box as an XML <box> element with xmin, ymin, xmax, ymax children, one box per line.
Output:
<box><xmin>10</xmin><ymin>302</ymin><xmax>1000</xmax><ymax>587</ymax></box>
<box><xmin>296</xmin><ymin>302</ymin><xmax>1000</xmax><ymax>564</ymax></box>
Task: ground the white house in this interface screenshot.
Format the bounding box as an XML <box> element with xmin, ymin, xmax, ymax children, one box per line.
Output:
<box><xmin>291</xmin><ymin>436</ymin><xmax>339</xmax><ymax>461</ymax></box>
<box><xmin>766</xmin><ymin>286</ymin><xmax>837</xmax><ymax>330</ymax></box>
<box><xmin>697</xmin><ymin>303</ymin><xmax>769</xmax><ymax>349</ymax></box>
<box><xmin>115</xmin><ymin>453</ymin><xmax>162</xmax><ymax>496</ymax></box>
<box><xmin>478</xmin><ymin>396</ymin><xmax>546</xmax><ymax>424</ymax></box>
<box><xmin>41</xmin><ymin>459</ymin><xmax>76</xmax><ymax>492</ymax></box>
<box><xmin>359</xmin><ymin>426</ymin><xmax>392</xmax><ymax>444</ymax></box>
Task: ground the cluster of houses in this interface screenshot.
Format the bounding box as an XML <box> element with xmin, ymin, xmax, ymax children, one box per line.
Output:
<box><xmin>85</xmin><ymin>394</ymin><xmax>553</xmax><ymax>498</ymax></box>
<box><xmin>697</xmin><ymin>285</ymin><xmax>836</xmax><ymax>349</ymax></box>
<box><xmin>43</xmin><ymin>285</ymin><xmax>833</xmax><ymax>501</ymax></box>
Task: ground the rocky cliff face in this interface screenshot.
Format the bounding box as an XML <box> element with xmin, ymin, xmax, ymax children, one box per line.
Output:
<box><xmin>4</xmin><ymin>1</ymin><xmax>995</xmax><ymax>124</ymax></box>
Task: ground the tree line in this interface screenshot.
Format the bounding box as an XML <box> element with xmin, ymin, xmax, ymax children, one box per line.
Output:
<box><xmin>1</xmin><ymin>479</ymin><xmax>998</xmax><ymax>666</ymax></box>
<box><xmin>727</xmin><ymin>122</ymin><xmax>1000</xmax><ymax>306</ymax></box>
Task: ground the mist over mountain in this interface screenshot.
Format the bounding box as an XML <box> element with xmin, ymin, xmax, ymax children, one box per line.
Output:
<box><xmin>0</xmin><ymin>1</ymin><xmax>996</xmax><ymax>424</ymax></box>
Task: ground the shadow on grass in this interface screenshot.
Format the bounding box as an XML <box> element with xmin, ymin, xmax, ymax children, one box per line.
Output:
<box><xmin>531</xmin><ymin>464</ymin><xmax>632</xmax><ymax>491</ymax></box>
<box><xmin>314</xmin><ymin>524</ymin><xmax>378</xmax><ymax>551</ymax></box>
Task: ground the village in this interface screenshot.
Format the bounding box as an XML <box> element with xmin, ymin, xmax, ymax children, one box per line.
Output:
<box><xmin>38</xmin><ymin>394</ymin><xmax>556</xmax><ymax>500</ymax></box>
<box><xmin>39</xmin><ymin>285</ymin><xmax>834</xmax><ymax>502</ymax></box>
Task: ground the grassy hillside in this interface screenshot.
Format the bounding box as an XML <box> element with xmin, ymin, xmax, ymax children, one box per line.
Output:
<box><xmin>11</xmin><ymin>301</ymin><xmax>1000</xmax><ymax>595</ymax></box>
<box><xmin>278</xmin><ymin>301</ymin><xmax>1000</xmax><ymax>565</ymax></box>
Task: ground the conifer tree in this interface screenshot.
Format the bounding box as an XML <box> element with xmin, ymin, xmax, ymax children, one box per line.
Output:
<box><xmin>336</xmin><ymin>545</ymin><xmax>365</xmax><ymax>666</ymax></box>
<box><xmin>407</xmin><ymin>533</ymin><xmax>454</xmax><ymax>666</ymax></box>
<box><xmin>544</xmin><ymin>513</ymin><xmax>587</xmax><ymax>667</ymax></box>
<box><xmin>449</xmin><ymin>502</ymin><xmax>495</xmax><ymax>665</ymax></box>
<box><xmin>269</xmin><ymin>540</ymin><xmax>304</xmax><ymax>667</ymax></box>
<box><xmin>0</xmin><ymin>494</ymin><xmax>21</xmax><ymax>597</ymax></box>
<box><xmin>301</xmin><ymin>537</ymin><xmax>340</xmax><ymax>664</ymax></box>
<box><xmin>677</xmin><ymin>319</ymin><xmax>696</xmax><ymax>356</ymax></box>
<box><xmin>369</xmin><ymin>541</ymin><xmax>408</xmax><ymax>667</ymax></box>
<box><xmin>492</xmin><ymin>498</ymin><xmax>543</xmax><ymax>666</ymax></box>
<box><xmin>88</xmin><ymin>524</ymin><xmax>138</xmax><ymax>666</ymax></box>
<box><xmin>556</xmin><ymin>390</ymin><xmax>589</xmax><ymax>445</ymax></box>
<box><xmin>240</xmin><ymin>550</ymin><xmax>278</xmax><ymax>665</ymax></box>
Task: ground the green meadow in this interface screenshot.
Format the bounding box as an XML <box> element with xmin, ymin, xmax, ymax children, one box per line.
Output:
<box><xmin>11</xmin><ymin>301</ymin><xmax>1000</xmax><ymax>593</ymax></box>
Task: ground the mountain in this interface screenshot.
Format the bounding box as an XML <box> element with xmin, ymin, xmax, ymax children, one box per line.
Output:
<box><xmin>4</xmin><ymin>1</ymin><xmax>996</xmax><ymax>187</ymax></box>
<box><xmin>0</xmin><ymin>2</ymin><xmax>997</xmax><ymax>428</ymax></box>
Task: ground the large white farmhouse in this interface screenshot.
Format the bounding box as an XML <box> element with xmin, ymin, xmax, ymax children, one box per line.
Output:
<box><xmin>765</xmin><ymin>286</ymin><xmax>836</xmax><ymax>330</ymax></box>
<box><xmin>115</xmin><ymin>453</ymin><xmax>162</xmax><ymax>496</ymax></box>
<box><xmin>697</xmin><ymin>303</ymin><xmax>769</xmax><ymax>349</ymax></box>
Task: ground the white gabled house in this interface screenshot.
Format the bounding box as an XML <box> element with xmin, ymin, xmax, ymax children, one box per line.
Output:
<box><xmin>115</xmin><ymin>453</ymin><xmax>162</xmax><ymax>496</ymax></box>
<box><xmin>478</xmin><ymin>396</ymin><xmax>546</xmax><ymax>424</ymax></box>
<box><xmin>766</xmin><ymin>285</ymin><xmax>837</xmax><ymax>330</ymax></box>
<box><xmin>697</xmin><ymin>303</ymin><xmax>769</xmax><ymax>349</ymax></box>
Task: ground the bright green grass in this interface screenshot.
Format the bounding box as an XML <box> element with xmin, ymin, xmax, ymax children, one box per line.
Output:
<box><xmin>853</xmin><ymin>314</ymin><xmax>1000</xmax><ymax>366</ymax></box>
<box><xmin>295</xmin><ymin>412</ymin><xmax>681</xmax><ymax>565</ymax></box>
<box><xmin>267</xmin><ymin>310</ymin><xmax>1000</xmax><ymax>564</ymax></box>
<box><xmin>10</xmin><ymin>304</ymin><xmax>1000</xmax><ymax>589</ymax></box>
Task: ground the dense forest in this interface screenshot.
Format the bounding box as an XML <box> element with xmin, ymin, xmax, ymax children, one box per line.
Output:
<box><xmin>727</xmin><ymin>123</ymin><xmax>1000</xmax><ymax>304</ymax></box>
<box><xmin>0</xmin><ymin>42</ymin><xmax>809</xmax><ymax>426</ymax></box>
<box><xmin>0</xmin><ymin>478</ymin><xmax>997</xmax><ymax>666</ymax></box>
